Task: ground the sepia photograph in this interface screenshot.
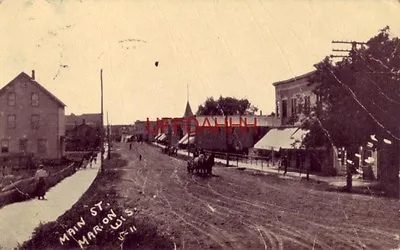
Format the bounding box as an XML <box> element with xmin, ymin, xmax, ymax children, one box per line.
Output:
<box><xmin>0</xmin><ymin>0</ymin><xmax>400</xmax><ymax>249</ymax></box>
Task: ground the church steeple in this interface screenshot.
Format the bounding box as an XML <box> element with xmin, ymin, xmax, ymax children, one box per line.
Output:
<box><xmin>183</xmin><ymin>101</ymin><xmax>193</xmax><ymax>117</ymax></box>
<box><xmin>183</xmin><ymin>84</ymin><xmax>193</xmax><ymax>117</ymax></box>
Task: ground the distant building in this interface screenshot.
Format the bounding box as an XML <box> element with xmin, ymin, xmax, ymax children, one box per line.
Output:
<box><xmin>273</xmin><ymin>71</ymin><xmax>319</xmax><ymax>126</ymax></box>
<box><xmin>0</xmin><ymin>71</ymin><xmax>66</xmax><ymax>161</ymax></box>
<box><xmin>65</xmin><ymin>113</ymin><xmax>102</xmax><ymax>151</ymax></box>
<box><xmin>133</xmin><ymin>120</ymin><xmax>157</xmax><ymax>142</ymax></box>
<box><xmin>110</xmin><ymin>125</ymin><xmax>133</xmax><ymax>142</ymax></box>
<box><xmin>153</xmin><ymin>101</ymin><xmax>195</xmax><ymax>146</ymax></box>
<box><xmin>65</xmin><ymin>113</ymin><xmax>102</xmax><ymax>131</ymax></box>
<box><xmin>191</xmin><ymin>115</ymin><xmax>280</xmax><ymax>153</ymax></box>
<box><xmin>65</xmin><ymin>121</ymin><xmax>102</xmax><ymax>152</ymax></box>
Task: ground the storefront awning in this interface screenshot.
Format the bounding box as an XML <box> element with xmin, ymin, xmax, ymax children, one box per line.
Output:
<box><xmin>254</xmin><ymin>127</ymin><xmax>308</xmax><ymax>151</ymax></box>
<box><xmin>179</xmin><ymin>134</ymin><xmax>195</xmax><ymax>145</ymax></box>
<box><xmin>158</xmin><ymin>134</ymin><xmax>167</xmax><ymax>142</ymax></box>
<box><xmin>178</xmin><ymin>133</ymin><xmax>196</xmax><ymax>144</ymax></box>
<box><xmin>121</xmin><ymin>135</ymin><xmax>133</xmax><ymax>142</ymax></box>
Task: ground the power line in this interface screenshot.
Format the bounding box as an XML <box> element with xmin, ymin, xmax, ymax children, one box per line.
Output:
<box><xmin>338</xmin><ymin>48</ymin><xmax>400</xmax><ymax>105</ymax></box>
<box><xmin>327</xmin><ymin>67</ymin><xmax>400</xmax><ymax>141</ymax></box>
<box><xmin>330</xmin><ymin>40</ymin><xmax>400</xmax><ymax>140</ymax></box>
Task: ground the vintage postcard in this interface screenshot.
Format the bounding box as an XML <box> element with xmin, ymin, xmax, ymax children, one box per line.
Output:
<box><xmin>0</xmin><ymin>0</ymin><xmax>400</xmax><ymax>249</ymax></box>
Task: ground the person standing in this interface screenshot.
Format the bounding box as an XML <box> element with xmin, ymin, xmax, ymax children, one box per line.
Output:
<box><xmin>35</xmin><ymin>164</ymin><xmax>49</xmax><ymax>200</ymax></box>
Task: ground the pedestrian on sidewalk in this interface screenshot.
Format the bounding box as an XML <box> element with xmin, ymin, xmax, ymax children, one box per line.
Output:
<box><xmin>139</xmin><ymin>154</ymin><xmax>142</xmax><ymax>161</ymax></box>
<box><xmin>129</xmin><ymin>143</ymin><xmax>132</xmax><ymax>150</ymax></box>
<box><xmin>93</xmin><ymin>152</ymin><xmax>97</xmax><ymax>164</ymax></box>
<box><xmin>34</xmin><ymin>164</ymin><xmax>49</xmax><ymax>200</ymax></box>
<box><xmin>282</xmin><ymin>154</ymin><xmax>288</xmax><ymax>176</ymax></box>
<box><xmin>83</xmin><ymin>158</ymin><xmax>88</xmax><ymax>169</ymax></box>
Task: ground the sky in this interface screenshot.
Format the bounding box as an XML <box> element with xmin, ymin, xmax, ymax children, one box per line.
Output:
<box><xmin>0</xmin><ymin>0</ymin><xmax>400</xmax><ymax>125</ymax></box>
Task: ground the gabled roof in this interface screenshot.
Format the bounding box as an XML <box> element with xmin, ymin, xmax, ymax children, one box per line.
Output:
<box><xmin>183</xmin><ymin>101</ymin><xmax>193</xmax><ymax>117</ymax></box>
<box><xmin>66</xmin><ymin>113</ymin><xmax>102</xmax><ymax>126</ymax></box>
<box><xmin>0</xmin><ymin>72</ymin><xmax>66</xmax><ymax>107</ymax></box>
<box><xmin>70</xmin><ymin>123</ymin><xmax>98</xmax><ymax>131</ymax></box>
<box><xmin>272</xmin><ymin>71</ymin><xmax>316</xmax><ymax>87</ymax></box>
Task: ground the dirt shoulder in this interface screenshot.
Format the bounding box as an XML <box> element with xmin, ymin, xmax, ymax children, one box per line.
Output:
<box><xmin>20</xmin><ymin>153</ymin><xmax>173</xmax><ymax>250</ymax></box>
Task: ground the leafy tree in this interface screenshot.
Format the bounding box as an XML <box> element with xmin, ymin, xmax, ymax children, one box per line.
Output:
<box><xmin>196</xmin><ymin>96</ymin><xmax>258</xmax><ymax>116</ymax></box>
<box><xmin>301</xmin><ymin>26</ymin><xmax>400</xmax><ymax>190</ymax></box>
<box><xmin>303</xmin><ymin>27</ymin><xmax>400</xmax><ymax>153</ymax></box>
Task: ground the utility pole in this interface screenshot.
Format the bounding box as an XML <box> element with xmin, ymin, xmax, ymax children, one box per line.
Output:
<box><xmin>107</xmin><ymin>111</ymin><xmax>111</xmax><ymax>160</ymax></box>
<box><xmin>187</xmin><ymin>84</ymin><xmax>190</xmax><ymax>157</ymax></box>
<box><xmin>331</xmin><ymin>40</ymin><xmax>366</xmax><ymax>192</ymax></box>
<box><xmin>331</xmin><ymin>40</ymin><xmax>367</xmax><ymax>61</ymax></box>
<box><xmin>100</xmin><ymin>69</ymin><xmax>104</xmax><ymax>172</ymax></box>
<box><xmin>225</xmin><ymin>115</ymin><xmax>229</xmax><ymax>166</ymax></box>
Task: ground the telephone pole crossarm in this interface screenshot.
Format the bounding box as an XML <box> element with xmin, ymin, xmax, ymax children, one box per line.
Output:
<box><xmin>331</xmin><ymin>40</ymin><xmax>366</xmax><ymax>61</ymax></box>
<box><xmin>332</xmin><ymin>49</ymin><xmax>352</xmax><ymax>53</ymax></box>
<box><xmin>332</xmin><ymin>40</ymin><xmax>367</xmax><ymax>45</ymax></box>
<box><xmin>330</xmin><ymin>55</ymin><xmax>349</xmax><ymax>58</ymax></box>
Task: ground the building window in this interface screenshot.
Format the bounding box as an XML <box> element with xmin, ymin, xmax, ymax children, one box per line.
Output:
<box><xmin>31</xmin><ymin>93</ymin><xmax>39</xmax><ymax>106</ymax></box>
<box><xmin>7</xmin><ymin>115</ymin><xmax>16</xmax><ymax>129</ymax></box>
<box><xmin>291</xmin><ymin>98</ymin><xmax>297</xmax><ymax>115</ymax></box>
<box><xmin>282</xmin><ymin>100</ymin><xmax>288</xmax><ymax>118</ymax></box>
<box><xmin>19</xmin><ymin>139</ymin><xmax>28</xmax><ymax>152</ymax></box>
<box><xmin>1</xmin><ymin>139</ymin><xmax>9</xmax><ymax>153</ymax></box>
<box><xmin>8</xmin><ymin>92</ymin><xmax>16</xmax><ymax>106</ymax></box>
<box><xmin>31</xmin><ymin>114</ymin><xmax>40</xmax><ymax>129</ymax></box>
<box><xmin>275</xmin><ymin>101</ymin><xmax>280</xmax><ymax>117</ymax></box>
<box><xmin>37</xmin><ymin>139</ymin><xmax>47</xmax><ymax>154</ymax></box>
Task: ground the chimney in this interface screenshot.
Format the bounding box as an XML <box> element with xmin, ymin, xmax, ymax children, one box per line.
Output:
<box><xmin>31</xmin><ymin>70</ymin><xmax>35</xmax><ymax>80</ymax></box>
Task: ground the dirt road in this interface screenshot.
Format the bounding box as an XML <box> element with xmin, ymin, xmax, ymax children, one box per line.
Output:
<box><xmin>113</xmin><ymin>143</ymin><xmax>400</xmax><ymax>250</ymax></box>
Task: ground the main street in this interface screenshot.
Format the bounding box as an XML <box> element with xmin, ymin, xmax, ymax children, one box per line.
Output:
<box><xmin>110</xmin><ymin>143</ymin><xmax>400</xmax><ymax>249</ymax></box>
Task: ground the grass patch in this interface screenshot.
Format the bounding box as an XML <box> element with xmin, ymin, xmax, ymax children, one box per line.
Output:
<box><xmin>20</xmin><ymin>153</ymin><xmax>173</xmax><ymax>250</ymax></box>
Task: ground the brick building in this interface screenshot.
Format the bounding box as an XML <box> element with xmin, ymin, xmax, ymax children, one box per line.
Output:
<box><xmin>273</xmin><ymin>71</ymin><xmax>318</xmax><ymax>126</ymax></box>
<box><xmin>194</xmin><ymin>115</ymin><xmax>280</xmax><ymax>153</ymax></box>
<box><xmin>256</xmin><ymin>71</ymin><xmax>339</xmax><ymax>175</ymax></box>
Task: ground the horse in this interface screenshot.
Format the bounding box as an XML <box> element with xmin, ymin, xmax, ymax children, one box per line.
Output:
<box><xmin>187</xmin><ymin>153</ymin><xmax>215</xmax><ymax>176</ymax></box>
<box><xmin>187</xmin><ymin>154</ymin><xmax>205</xmax><ymax>174</ymax></box>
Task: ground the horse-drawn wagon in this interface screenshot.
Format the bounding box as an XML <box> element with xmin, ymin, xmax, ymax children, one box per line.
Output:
<box><xmin>187</xmin><ymin>152</ymin><xmax>215</xmax><ymax>176</ymax></box>
<box><xmin>161</xmin><ymin>146</ymin><xmax>178</xmax><ymax>156</ymax></box>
